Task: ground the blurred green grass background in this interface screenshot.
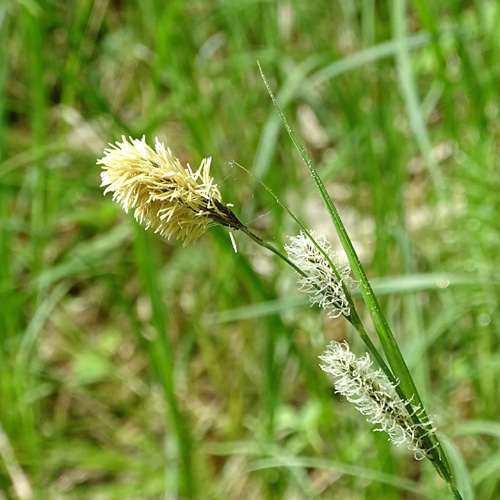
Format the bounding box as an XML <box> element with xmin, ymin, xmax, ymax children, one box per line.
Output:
<box><xmin>1</xmin><ymin>0</ymin><xmax>500</xmax><ymax>499</ymax></box>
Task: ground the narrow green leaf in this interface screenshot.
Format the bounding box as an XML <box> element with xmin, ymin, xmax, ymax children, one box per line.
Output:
<box><xmin>257</xmin><ymin>61</ymin><xmax>419</xmax><ymax>404</ymax></box>
<box><xmin>257</xmin><ymin>63</ymin><xmax>458</xmax><ymax>490</ymax></box>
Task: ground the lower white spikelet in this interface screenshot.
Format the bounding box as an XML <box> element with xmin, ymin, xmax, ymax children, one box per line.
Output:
<box><xmin>285</xmin><ymin>231</ymin><xmax>357</xmax><ymax>318</ymax></box>
<box><xmin>319</xmin><ymin>341</ymin><xmax>436</xmax><ymax>460</ymax></box>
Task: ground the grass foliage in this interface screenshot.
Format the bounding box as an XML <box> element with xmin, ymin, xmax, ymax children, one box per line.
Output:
<box><xmin>1</xmin><ymin>1</ymin><xmax>500</xmax><ymax>498</ymax></box>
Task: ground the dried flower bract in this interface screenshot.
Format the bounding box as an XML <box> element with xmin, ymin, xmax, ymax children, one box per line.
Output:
<box><xmin>98</xmin><ymin>136</ymin><xmax>244</xmax><ymax>245</ymax></box>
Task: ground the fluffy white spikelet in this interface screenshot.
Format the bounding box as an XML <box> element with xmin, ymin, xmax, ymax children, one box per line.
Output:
<box><xmin>319</xmin><ymin>341</ymin><xmax>436</xmax><ymax>460</ymax></box>
<box><xmin>285</xmin><ymin>231</ymin><xmax>357</xmax><ymax>318</ymax></box>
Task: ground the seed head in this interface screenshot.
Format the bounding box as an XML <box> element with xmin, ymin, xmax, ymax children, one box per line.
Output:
<box><xmin>285</xmin><ymin>231</ymin><xmax>356</xmax><ymax>318</ymax></box>
<box><xmin>319</xmin><ymin>341</ymin><xmax>436</xmax><ymax>460</ymax></box>
<box><xmin>98</xmin><ymin>136</ymin><xmax>244</xmax><ymax>245</ymax></box>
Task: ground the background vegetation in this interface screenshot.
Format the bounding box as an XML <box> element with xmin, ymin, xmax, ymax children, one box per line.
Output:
<box><xmin>1</xmin><ymin>0</ymin><xmax>499</xmax><ymax>498</ymax></box>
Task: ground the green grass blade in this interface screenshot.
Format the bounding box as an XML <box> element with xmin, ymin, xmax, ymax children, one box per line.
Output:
<box><xmin>249</xmin><ymin>456</ymin><xmax>447</xmax><ymax>499</ymax></box>
<box><xmin>133</xmin><ymin>226</ymin><xmax>196</xmax><ymax>499</ymax></box>
<box><xmin>257</xmin><ymin>63</ymin><xmax>458</xmax><ymax>489</ymax></box>
<box><xmin>439</xmin><ymin>435</ymin><xmax>474</xmax><ymax>500</ymax></box>
<box><xmin>22</xmin><ymin>5</ymin><xmax>48</xmax><ymax>242</ymax></box>
<box><xmin>257</xmin><ymin>62</ymin><xmax>418</xmax><ymax>402</ymax></box>
<box><xmin>311</xmin><ymin>30</ymin><xmax>431</xmax><ymax>84</ymax></box>
<box><xmin>392</xmin><ymin>0</ymin><xmax>445</xmax><ymax>194</ymax></box>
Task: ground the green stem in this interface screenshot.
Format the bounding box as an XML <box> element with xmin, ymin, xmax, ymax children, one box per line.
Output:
<box><xmin>239</xmin><ymin>227</ymin><xmax>306</xmax><ymax>277</ymax></box>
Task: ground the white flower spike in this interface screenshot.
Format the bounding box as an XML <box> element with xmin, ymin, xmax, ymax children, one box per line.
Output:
<box><xmin>285</xmin><ymin>231</ymin><xmax>357</xmax><ymax>318</ymax></box>
<box><xmin>320</xmin><ymin>341</ymin><xmax>436</xmax><ymax>460</ymax></box>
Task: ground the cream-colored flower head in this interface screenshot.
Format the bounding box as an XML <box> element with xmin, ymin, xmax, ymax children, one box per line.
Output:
<box><xmin>98</xmin><ymin>136</ymin><xmax>244</xmax><ymax>245</ymax></box>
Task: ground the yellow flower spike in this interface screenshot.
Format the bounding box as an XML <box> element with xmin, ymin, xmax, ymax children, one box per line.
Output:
<box><xmin>98</xmin><ymin>136</ymin><xmax>245</xmax><ymax>245</ymax></box>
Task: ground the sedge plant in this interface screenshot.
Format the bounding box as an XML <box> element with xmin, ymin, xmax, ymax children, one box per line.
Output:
<box><xmin>97</xmin><ymin>71</ymin><xmax>463</xmax><ymax>499</ymax></box>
